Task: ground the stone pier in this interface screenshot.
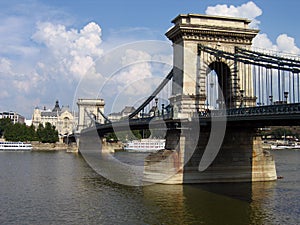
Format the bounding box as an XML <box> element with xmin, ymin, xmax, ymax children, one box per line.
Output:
<box><xmin>144</xmin><ymin>121</ymin><xmax>277</xmax><ymax>184</ymax></box>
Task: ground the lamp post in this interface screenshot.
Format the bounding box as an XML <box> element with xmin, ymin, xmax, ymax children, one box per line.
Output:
<box><xmin>239</xmin><ymin>89</ymin><xmax>244</xmax><ymax>108</ymax></box>
<box><xmin>155</xmin><ymin>98</ymin><xmax>158</xmax><ymax>116</ymax></box>
<box><xmin>284</xmin><ymin>91</ymin><xmax>289</xmax><ymax>104</ymax></box>
<box><xmin>210</xmin><ymin>81</ymin><xmax>214</xmax><ymax>109</ymax></box>
<box><xmin>269</xmin><ymin>95</ymin><xmax>273</xmax><ymax>105</ymax></box>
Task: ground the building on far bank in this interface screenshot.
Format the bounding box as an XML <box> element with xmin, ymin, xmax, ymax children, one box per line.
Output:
<box><xmin>0</xmin><ymin>111</ymin><xmax>25</xmax><ymax>124</ymax></box>
<box><xmin>107</xmin><ymin>106</ymin><xmax>136</xmax><ymax>122</ymax></box>
<box><xmin>32</xmin><ymin>100</ymin><xmax>77</xmax><ymax>138</ymax></box>
<box><xmin>25</xmin><ymin>119</ymin><xmax>32</xmax><ymax>126</ymax></box>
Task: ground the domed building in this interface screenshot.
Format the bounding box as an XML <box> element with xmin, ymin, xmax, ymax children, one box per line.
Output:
<box><xmin>32</xmin><ymin>100</ymin><xmax>76</xmax><ymax>141</ymax></box>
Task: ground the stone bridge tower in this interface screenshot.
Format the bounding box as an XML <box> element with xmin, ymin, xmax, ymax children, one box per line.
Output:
<box><xmin>166</xmin><ymin>14</ymin><xmax>259</xmax><ymax>118</ymax></box>
<box><xmin>143</xmin><ymin>14</ymin><xmax>276</xmax><ymax>184</ymax></box>
<box><xmin>77</xmin><ymin>98</ymin><xmax>105</xmax><ymax>132</ymax></box>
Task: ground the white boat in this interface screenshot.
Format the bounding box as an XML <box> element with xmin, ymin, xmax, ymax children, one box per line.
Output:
<box><xmin>0</xmin><ymin>142</ymin><xmax>32</xmax><ymax>151</ymax></box>
<box><xmin>270</xmin><ymin>143</ymin><xmax>300</xmax><ymax>150</ymax></box>
<box><xmin>123</xmin><ymin>139</ymin><xmax>165</xmax><ymax>153</ymax></box>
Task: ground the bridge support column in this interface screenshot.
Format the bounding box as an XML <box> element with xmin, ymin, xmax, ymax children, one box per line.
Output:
<box><xmin>251</xmin><ymin>136</ymin><xmax>277</xmax><ymax>181</ymax></box>
<box><xmin>144</xmin><ymin>123</ymin><xmax>277</xmax><ymax>184</ymax></box>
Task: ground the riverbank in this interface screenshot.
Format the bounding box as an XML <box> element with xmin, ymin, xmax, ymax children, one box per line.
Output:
<box><xmin>31</xmin><ymin>140</ymin><xmax>123</xmax><ymax>153</ymax></box>
<box><xmin>102</xmin><ymin>141</ymin><xmax>123</xmax><ymax>153</ymax></box>
<box><xmin>31</xmin><ymin>142</ymin><xmax>78</xmax><ymax>152</ymax></box>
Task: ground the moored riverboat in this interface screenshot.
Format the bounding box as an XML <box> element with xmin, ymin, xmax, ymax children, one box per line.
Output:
<box><xmin>0</xmin><ymin>142</ymin><xmax>32</xmax><ymax>151</ymax></box>
<box><xmin>123</xmin><ymin>139</ymin><xmax>165</xmax><ymax>153</ymax></box>
<box><xmin>270</xmin><ymin>141</ymin><xmax>300</xmax><ymax>150</ymax></box>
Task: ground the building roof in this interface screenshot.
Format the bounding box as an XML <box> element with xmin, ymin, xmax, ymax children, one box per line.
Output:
<box><xmin>39</xmin><ymin>100</ymin><xmax>72</xmax><ymax>117</ymax></box>
<box><xmin>108</xmin><ymin>112</ymin><xmax>122</xmax><ymax>116</ymax></box>
<box><xmin>61</xmin><ymin>105</ymin><xmax>70</xmax><ymax>112</ymax></box>
<box><xmin>52</xmin><ymin>100</ymin><xmax>61</xmax><ymax>112</ymax></box>
<box><xmin>121</xmin><ymin>106</ymin><xmax>135</xmax><ymax>114</ymax></box>
<box><xmin>41</xmin><ymin>111</ymin><xmax>59</xmax><ymax>117</ymax></box>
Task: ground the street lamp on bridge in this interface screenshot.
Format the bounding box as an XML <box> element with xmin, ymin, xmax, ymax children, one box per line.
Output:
<box><xmin>210</xmin><ymin>81</ymin><xmax>214</xmax><ymax>109</ymax></box>
<box><xmin>284</xmin><ymin>91</ymin><xmax>289</xmax><ymax>104</ymax></box>
<box><xmin>239</xmin><ymin>89</ymin><xmax>244</xmax><ymax>108</ymax></box>
<box><xmin>154</xmin><ymin>97</ymin><xmax>161</xmax><ymax>117</ymax></box>
<box><xmin>269</xmin><ymin>95</ymin><xmax>273</xmax><ymax>105</ymax></box>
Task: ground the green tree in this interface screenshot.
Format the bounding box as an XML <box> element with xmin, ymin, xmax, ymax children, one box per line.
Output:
<box><xmin>139</xmin><ymin>129</ymin><xmax>151</xmax><ymax>139</ymax></box>
<box><xmin>0</xmin><ymin>118</ymin><xmax>12</xmax><ymax>137</ymax></box>
<box><xmin>36</xmin><ymin>123</ymin><xmax>44</xmax><ymax>142</ymax></box>
<box><xmin>1</xmin><ymin>120</ymin><xmax>58</xmax><ymax>143</ymax></box>
<box><xmin>36</xmin><ymin>123</ymin><xmax>58</xmax><ymax>143</ymax></box>
<box><xmin>3</xmin><ymin>122</ymin><xmax>14</xmax><ymax>141</ymax></box>
<box><xmin>4</xmin><ymin>123</ymin><xmax>31</xmax><ymax>142</ymax></box>
<box><xmin>107</xmin><ymin>130</ymin><xmax>144</xmax><ymax>142</ymax></box>
<box><xmin>27</xmin><ymin>124</ymin><xmax>38</xmax><ymax>141</ymax></box>
<box><xmin>271</xmin><ymin>128</ymin><xmax>293</xmax><ymax>139</ymax></box>
<box><xmin>106</xmin><ymin>132</ymin><xmax>118</xmax><ymax>142</ymax></box>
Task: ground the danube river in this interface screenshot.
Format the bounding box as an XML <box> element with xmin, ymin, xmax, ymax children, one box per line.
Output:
<box><xmin>0</xmin><ymin>149</ymin><xmax>299</xmax><ymax>224</ymax></box>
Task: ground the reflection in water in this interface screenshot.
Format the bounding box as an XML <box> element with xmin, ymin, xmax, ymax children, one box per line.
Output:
<box><xmin>250</xmin><ymin>182</ymin><xmax>277</xmax><ymax>224</ymax></box>
<box><xmin>0</xmin><ymin>150</ymin><xmax>298</xmax><ymax>224</ymax></box>
<box><xmin>143</xmin><ymin>183</ymin><xmax>252</xmax><ymax>225</ymax></box>
<box><xmin>143</xmin><ymin>181</ymin><xmax>282</xmax><ymax>225</ymax></box>
<box><xmin>132</xmin><ymin>150</ymin><xmax>298</xmax><ymax>224</ymax></box>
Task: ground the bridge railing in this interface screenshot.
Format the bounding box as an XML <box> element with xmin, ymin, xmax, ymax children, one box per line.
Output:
<box><xmin>124</xmin><ymin>102</ymin><xmax>300</xmax><ymax>122</ymax></box>
<box><xmin>98</xmin><ymin>103</ymin><xmax>300</xmax><ymax>129</ymax></box>
<box><xmin>203</xmin><ymin>103</ymin><xmax>300</xmax><ymax>118</ymax></box>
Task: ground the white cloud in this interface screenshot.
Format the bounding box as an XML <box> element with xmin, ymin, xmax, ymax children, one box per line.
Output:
<box><xmin>276</xmin><ymin>34</ymin><xmax>300</xmax><ymax>54</ymax></box>
<box><xmin>72</xmin><ymin>41</ymin><xmax>173</xmax><ymax>114</ymax></box>
<box><xmin>206</xmin><ymin>1</ymin><xmax>300</xmax><ymax>55</ymax></box>
<box><xmin>0</xmin><ymin>58</ymin><xmax>13</xmax><ymax>75</ymax></box>
<box><xmin>205</xmin><ymin>1</ymin><xmax>262</xmax><ymax>28</ymax></box>
<box><xmin>32</xmin><ymin>21</ymin><xmax>103</xmax><ymax>80</ymax></box>
<box><xmin>98</xmin><ymin>48</ymin><xmax>160</xmax><ymax>112</ymax></box>
<box><xmin>114</xmin><ymin>48</ymin><xmax>173</xmax><ymax>101</ymax></box>
<box><xmin>0</xmin><ymin>1</ymin><xmax>80</xmax><ymax>116</ymax></box>
<box><xmin>252</xmin><ymin>33</ymin><xmax>277</xmax><ymax>50</ymax></box>
<box><xmin>0</xmin><ymin>18</ymin><xmax>105</xmax><ymax>117</ymax></box>
<box><xmin>117</xmin><ymin>49</ymin><xmax>152</xmax><ymax>85</ymax></box>
<box><xmin>0</xmin><ymin>2</ymin><xmax>173</xmax><ymax>118</ymax></box>
<box><xmin>253</xmin><ymin>33</ymin><xmax>300</xmax><ymax>55</ymax></box>
<box><xmin>121</xmin><ymin>49</ymin><xmax>151</xmax><ymax>66</ymax></box>
<box><xmin>0</xmin><ymin>57</ymin><xmax>39</xmax><ymax>95</ymax></box>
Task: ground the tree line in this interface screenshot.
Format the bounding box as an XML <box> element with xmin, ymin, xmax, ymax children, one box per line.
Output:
<box><xmin>0</xmin><ymin>118</ymin><xmax>58</xmax><ymax>143</ymax></box>
<box><xmin>105</xmin><ymin>129</ymin><xmax>167</xmax><ymax>142</ymax></box>
<box><xmin>261</xmin><ymin>127</ymin><xmax>299</xmax><ymax>139</ymax></box>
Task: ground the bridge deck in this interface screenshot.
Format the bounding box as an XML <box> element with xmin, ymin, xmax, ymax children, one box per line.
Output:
<box><xmin>80</xmin><ymin>103</ymin><xmax>300</xmax><ymax>136</ymax></box>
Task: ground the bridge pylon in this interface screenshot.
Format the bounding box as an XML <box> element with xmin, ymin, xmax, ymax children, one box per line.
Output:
<box><xmin>144</xmin><ymin>14</ymin><xmax>277</xmax><ymax>184</ymax></box>
<box><xmin>166</xmin><ymin>14</ymin><xmax>259</xmax><ymax>116</ymax></box>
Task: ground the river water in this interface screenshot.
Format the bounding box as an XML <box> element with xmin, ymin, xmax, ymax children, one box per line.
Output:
<box><xmin>0</xmin><ymin>149</ymin><xmax>299</xmax><ymax>225</ymax></box>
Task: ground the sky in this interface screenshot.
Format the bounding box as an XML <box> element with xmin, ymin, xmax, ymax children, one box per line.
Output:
<box><xmin>0</xmin><ymin>0</ymin><xmax>300</xmax><ymax>119</ymax></box>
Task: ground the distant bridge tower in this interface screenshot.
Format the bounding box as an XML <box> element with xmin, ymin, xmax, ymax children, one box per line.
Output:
<box><xmin>166</xmin><ymin>14</ymin><xmax>259</xmax><ymax>117</ymax></box>
<box><xmin>77</xmin><ymin>99</ymin><xmax>105</xmax><ymax>132</ymax></box>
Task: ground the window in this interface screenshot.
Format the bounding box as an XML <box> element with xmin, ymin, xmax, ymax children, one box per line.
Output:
<box><xmin>63</xmin><ymin>117</ymin><xmax>69</xmax><ymax>129</ymax></box>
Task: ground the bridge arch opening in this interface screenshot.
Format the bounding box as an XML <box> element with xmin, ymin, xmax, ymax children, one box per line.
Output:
<box><xmin>206</xmin><ymin>61</ymin><xmax>232</xmax><ymax>109</ymax></box>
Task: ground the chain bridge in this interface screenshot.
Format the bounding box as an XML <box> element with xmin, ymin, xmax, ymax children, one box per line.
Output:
<box><xmin>80</xmin><ymin>14</ymin><xmax>300</xmax><ymax>184</ymax></box>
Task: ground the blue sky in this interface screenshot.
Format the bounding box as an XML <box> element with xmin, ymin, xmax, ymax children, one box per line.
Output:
<box><xmin>0</xmin><ymin>0</ymin><xmax>300</xmax><ymax>118</ymax></box>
